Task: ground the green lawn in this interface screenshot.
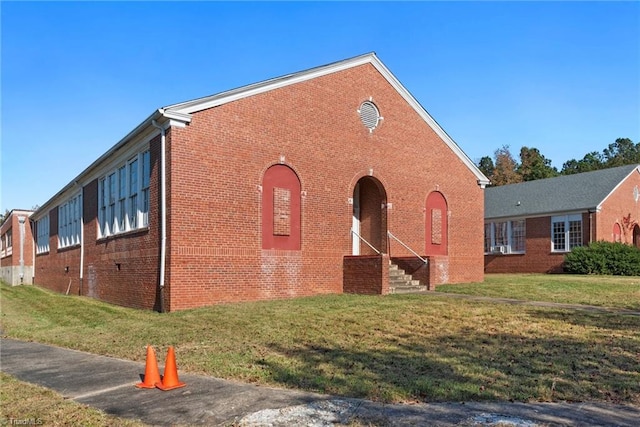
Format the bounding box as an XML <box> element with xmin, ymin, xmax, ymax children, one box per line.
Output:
<box><xmin>437</xmin><ymin>274</ymin><xmax>640</xmax><ymax>310</ymax></box>
<box><xmin>1</xmin><ymin>276</ymin><xmax>639</xmax><ymax>407</ymax></box>
<box><xmin>0</xmin><ymin>372</ymin><xmax>146</xmax><ymax>427</ymax></box>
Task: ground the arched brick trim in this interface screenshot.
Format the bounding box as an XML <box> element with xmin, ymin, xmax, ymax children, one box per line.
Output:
<box><xmin>262</xmin><ymin>165</ymin><xmax>301</xmax><ymax>250</ymax></box>
<box><xmin>425</xmin><ymin>191</ymin><xmax>448</xmax><ymax>255</ymax></box>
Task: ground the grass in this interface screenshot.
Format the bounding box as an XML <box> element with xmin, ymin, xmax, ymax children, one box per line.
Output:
<box><xmin>437</xmin><ymin>273</ymin><xmax>640</xmax><ymax>310</ymax></box>
<box><xmin>1</xmin><ymin>275</ymin><xmax>639</xmax><ymax>409</ymax></box>
<box><xmin>0</xmin><ymin>372</ymin><xmax>146</xmax><ymax>426</ymax></box>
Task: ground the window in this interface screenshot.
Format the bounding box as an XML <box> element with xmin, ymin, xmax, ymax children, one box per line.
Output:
<box><xmin>36</xmin><ymin>215</ymin><xmax>50</xmax><ymax>253</ymax></box>
<box><xmin>551</xmin><ymin>214</ymin><xmax>583</xmax><ymax>252</ymax></box>
<box><xmin>141</xmin><ymin>151</ymin><xmax>150</xmax><ymax>227</ymax></box>
<box><xmin>58</xmin><ymin>193</ymin><xmax>82</xmax><ymax>249</ymax></box>
<box><xmin>118</xmin><ymin>166</ymin><xmax>126</xmax><ymax>232</ymax></box>
<box><xmin>97</xmin><ymin>150</ymin><xmax>150</xmax><ymax>238</ymax></box>
<box><xmin>1</xmin><ymin>229</ymin><xmax>12</xmax><ymax>256</ymax></box>
<box><xmin>485</xmin><ymin>219</ymin><xmax>526</xmax><ymax>254</ymax></box>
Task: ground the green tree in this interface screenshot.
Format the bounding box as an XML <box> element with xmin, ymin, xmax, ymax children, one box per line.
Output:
<box><xmin>602</xmin><ymin>137</ymin><xmax>640</xmax><ymax>167</ymax></box>
<box><xmin>561</xmin><ymin>151</ymin><xmax>604</xmax><ymax>175</ymax></box>
<box><xmin>477</xmin><ymin>156</ymin><xmax>495</xmax><ymax>181</ymax></box>
<box><xmin>517</xmin><ymin>146</ymin><xmax>558</xmax><ymax>181</ymax></box>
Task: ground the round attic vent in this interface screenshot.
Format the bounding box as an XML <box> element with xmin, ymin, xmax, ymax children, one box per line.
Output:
<box><xmin>358</xmin><ymin>101</ymin><xmax>381</xmax><ymax>131</ymax></box>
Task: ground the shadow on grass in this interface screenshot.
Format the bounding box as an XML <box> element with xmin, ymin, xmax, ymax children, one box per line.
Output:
<box><xmin>259</xmin><ymin>322</ymin><xmax>640</xmax><ymax>404</ymax></box>
<box><xmin>528</xmin><ymin>308</ymin><xmax>640</xmax><ymax>332</ymax></box>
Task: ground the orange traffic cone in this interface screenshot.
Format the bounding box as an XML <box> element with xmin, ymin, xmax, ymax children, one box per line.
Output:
<box><xmin>136</xmin><ymin>345</ymin><xmax>161</xmax><ymax>389</ymax></box>
<box><xmin>156</xmin><ymin>346</ymin><xmax>186</xmax><ymax>391</ymax></box>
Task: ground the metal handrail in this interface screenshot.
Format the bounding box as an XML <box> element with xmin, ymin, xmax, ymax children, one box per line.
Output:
<box><xmin>387</xmin><ymin>231</ymin><xmax>428</xmax><ymax>264</ymax></box>
<box><xmin>351</xmin><ymin>229</ymin><xmax>382</xmax><ymax>255</ymax></box>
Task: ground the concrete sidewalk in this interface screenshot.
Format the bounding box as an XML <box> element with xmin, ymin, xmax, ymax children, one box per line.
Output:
<box><xmin>2</xmin><ymin>338</ymin><xmax>639</xmax><ymax>426</ymax></box>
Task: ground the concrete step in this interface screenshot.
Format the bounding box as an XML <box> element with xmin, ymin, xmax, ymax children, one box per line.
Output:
<box><xmin>389</xmin><ymin>285</ymin><xmax>428</xmax><ymax>294</ymax></box>
<box><xmin>389</xmin><ymin>262</ymin><xmax>425</xmax><ymax>294</ymax></box>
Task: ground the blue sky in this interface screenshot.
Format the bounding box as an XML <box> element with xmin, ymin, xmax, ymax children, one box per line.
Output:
<box><xmin>2</xmin><ymin>1</ymin><xmax>639</xmax><ymax>213</ymax></box>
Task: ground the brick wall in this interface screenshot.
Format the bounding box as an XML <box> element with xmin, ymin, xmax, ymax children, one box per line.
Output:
<box><xmin>343</xmin><ymin>254</ymin><xmax>389</xmax><ymax>294</ymax></box>
<box><xmin>31</xmin><ymin>61</ymin><xmax>485</xmax><ymax>311</ymax></box>
<box><xmin>485</xmin><ymin>214</ymin><xmax>592</xmax><ymax>274</ymax></box>
<box><xmin>596</xmin><ymin>168</ymin><xmax>640</xmax><ymax>245</ymax></box>
<box><xmin>164</xmin><ymin>62</ymin><xmax>484</xmax><ymax>310</ymax></box>
<box><xmin>34</xmin><ymin>136</ymin><xmax>163</xmax><ymax>310</ymax></box>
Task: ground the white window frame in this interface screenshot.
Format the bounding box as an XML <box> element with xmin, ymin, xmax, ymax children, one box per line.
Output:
<box><xmin>36</xmin><ymin>214</ymin><xmax>50</xmax><ymax>254</ymax></box>
<box><xmin>551</xmin><ymin>214</ymin><xmax>583</xmax><ymax>253</ymax></box>
<box><xmin>58</xmin><ymin>193</ymin><xmax>82</xmax><ymax>249</ymax></box>
<box><xmin>4</xmin><ymin>229</ymin><xmax>12</xmax><ymax>256</ymax></box>
<box><xmin>484</xmin><ymin>219</ymin><xmax>526</xmax><ymax>254</ymax></box>
<box><xmin>97</xmin><ymin>150</ymin><xmax>150</xmax><ymax>239</ymax></box>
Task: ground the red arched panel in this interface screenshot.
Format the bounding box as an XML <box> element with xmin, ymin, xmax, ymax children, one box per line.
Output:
<box><xmin>612</xmin><ymin>223</ymin><xmax>622</xmax><ymax>243</ymax></box>
<box><xmin>425</xmin><ymin>191</ymin><xmax>448</xmax><ymax>256</ymax></box>
<box><xmin>262</xmin><ymin>165</ymin><xmax>301</xmax><ymax>250</ymax></box>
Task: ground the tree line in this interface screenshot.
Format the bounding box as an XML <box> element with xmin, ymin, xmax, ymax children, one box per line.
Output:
<box><xmin>478</xmin><ymin>138</ymin><xmax>640</xmax><ymax>186</ymax></box>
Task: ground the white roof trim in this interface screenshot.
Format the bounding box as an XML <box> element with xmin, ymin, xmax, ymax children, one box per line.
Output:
<box><xmin>596</xmin><ymin>165</ymin><xmax>640</xmax><ymax>211</ymax></box>
<box><xmin>163</xmin><ymin>53</ymin><xmax>489</xmax><ymax>186</ymax></box>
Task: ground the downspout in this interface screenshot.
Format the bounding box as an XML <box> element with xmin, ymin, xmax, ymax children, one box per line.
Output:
<box><xmin>80</xmin><ymin>192</ymin><xmax>84</xmax><ymax>295</ymax></box>
<box><xmin>151</xmin><ymin>119</ymin><xmax>167</xmax><ymax>313</ymax></box>
<box><xmin>31</xmin><ymin>218</ymin><xmax>35</xmax><ymax>284</ymax></box>
<box><xmin>18</xmin><ymin>216</ymin><xmax>25</xmax><ymax>284</ymax></box>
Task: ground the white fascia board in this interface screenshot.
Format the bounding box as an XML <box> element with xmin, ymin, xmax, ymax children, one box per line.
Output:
<box><xmin>367</xmin><ymin>58</ymin><xmax>490</xmax><ymax>187</ymax></box>
<box><xmin>164</xmin><ymin>53</ymin><xmax>489</xmax><ymax>187</ymax></box>
<box><xmin>165</xmin><ymin>53</ymin><xmax>376</xmax><ymax>115</ymax></box>
<box><xmin>596</xmin><ymin>165</ymin><xmax>640</xmax><ymax>211</ymax></box>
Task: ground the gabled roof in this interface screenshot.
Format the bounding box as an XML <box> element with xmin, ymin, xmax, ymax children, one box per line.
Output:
<box><xmin>34</xmin><ymin>53</ymin><xmax>489</xmax><ymax>218</ymax></box>
<box><xmin>485</xmin><ymin>164</ymin><xmax>640</xmax><ymax>220</ymax></box>
<box><xmin>162</xmin><ymin>52</ymin><xmax>489</xmax><ymax>187</ymax></box>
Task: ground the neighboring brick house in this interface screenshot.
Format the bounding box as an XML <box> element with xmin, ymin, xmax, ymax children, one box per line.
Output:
<box><xmin>484</xmin><ymin>164</ymin><xmax>640</xmax><ymax>273</ymax></box>
<box><xmin>29</xmin><ymin>53</ymin><xmax>489</xmax><ymax>311</ymax></box>
<box><xmin>1</xmin><ymin>209</ymin><xmax>35</xmax><ymax>285</ymax></box>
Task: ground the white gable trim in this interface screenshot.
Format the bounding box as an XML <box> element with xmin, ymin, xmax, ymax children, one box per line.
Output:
<box><xmin>163</xmin><ymin>53</ymin><xmax>489</xmax><ymax>187</ymax></box>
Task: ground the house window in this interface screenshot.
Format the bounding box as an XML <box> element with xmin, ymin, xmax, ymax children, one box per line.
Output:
<box><xmin>98</xmin><ymin>150</ymin><xmax>150</xmax><ymax>238</ymax></box>
<box><xmin>484</xmin><ymin>223</ymin><xmax>492</xmax><ymax>253</ymax></box>
<box><xmin>118</xmin><ymin>166</ymin><xmax>127</xmax><ymax>232</ymax></box>
<box><xmin>551</xmin><ymin>214</ymin><xmax>583</xmax><ymax>252</ymax></box>
<box><xmin>2</xmin><ymin>229</ymin><xmax>12</xmax><ymax>256</ymax></box>
<box><xmin>141</xmin><ymin>151</ymin><xmax>150</xmax><ymax>227</ymax></box>
<box><xmin>58</xmin><ymin>193</ymin><xmax>82</xmax><ymax>249</ymax></box>
<box><xmin>485</xmin><ymin>219</ymin><xmax>526</xmax><ymax>254</ymax></box>
<box><xmin>36</xmin><ymin>215</ymin><xmax>50</xmax><ymax>254</ymax></box>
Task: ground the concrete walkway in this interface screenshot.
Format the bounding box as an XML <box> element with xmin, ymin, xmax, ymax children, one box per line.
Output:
<box><xmin>2</xmin><ymin>338</ymin><xmax>639</xmax><ymax>426</ymax></box>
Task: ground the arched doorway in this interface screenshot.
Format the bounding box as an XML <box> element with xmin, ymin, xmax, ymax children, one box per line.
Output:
<box><xmin>634</xmin><ymin>224</ymin><xmax>640</xmax><ymax>249</ymax></box>
<box><xmin>352</xmin><ymin>176</ymin><xmax>387</xmax><ymax>255</ymax></box>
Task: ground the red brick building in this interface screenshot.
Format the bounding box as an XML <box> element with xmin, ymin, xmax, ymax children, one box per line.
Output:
<box><xmin>1</xmin><ymin>209</ymin><xmax>34</xmax><ymax>285</ymax></box>
<box><xmin>484</xmin><ymin>164</ymin><xmax>640</xmax><ymax>273</ymax></box>
<box><xmin>29</xmin><ymin>53</ymin><xmax>489</xmax><ymax>311</ymax></box>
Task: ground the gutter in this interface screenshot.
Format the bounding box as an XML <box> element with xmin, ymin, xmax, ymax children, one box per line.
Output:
<box><xmin>151</xmin><ymin>119</ymin><xmax>167</xmax><ymax>313</ymax></box>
